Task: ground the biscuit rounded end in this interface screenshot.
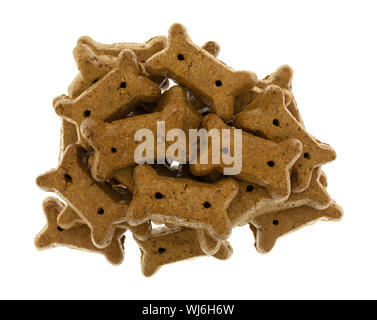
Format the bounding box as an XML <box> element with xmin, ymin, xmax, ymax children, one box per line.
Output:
<box><xmin>202</xmin><ymin>41</ymin><xmax>220</xmax><ymax>57</ymax></box>
<box><xmin>273</xmin><ymin>65</ymin><xmax>294</xmax><ymax>88</ymax></box>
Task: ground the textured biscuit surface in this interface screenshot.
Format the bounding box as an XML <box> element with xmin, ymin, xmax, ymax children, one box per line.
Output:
<box><xmin>127</xmin><ymin>165</ymin><xmax>239</xmax><ymax>240</ymax></box>
<box><xmin>234</xmin><ymin>86</ymin><xmax>336</xmax><ymax>192</ymax></box>
<box><xmin>135</xmin><ymin>227</ymin><xmax>233</xmax><ymax>277</ymax></box>
<box><xmin>69</xmin><ymin>35</ymin><xmax>168</xmax><ymax>98</ymax></box>
<box><xmin>36</xmin><ymin>144</ymin><xmax>128</xmax><ymax>248</ymax></box>
<box><xmin>35</xmin><ymin>197</ymin><xmax>126</xmax><ymax>265</ymax></box>
<box><xmin>190</xmin><ymin>114</ymin><xmax>303</xmax><ymax>198</ymax></box>
<box><xmin>250</xmin><ymin>201</ymin><xmax>343</xmax><ymax>253</ymax></box>
<box><xmin>145</xmin><ymin>23</ymin><xmax>257</xmax><ymax>121</ymax></box>
<box><xmin>81</xmin><ymin>86</ymin><xmax>199</xmax><ymax>181</ymax></box>
<box><xmin>55</xmin><ymin>49</ymin><xmax>161</xmax><ymax>148</ymax></box>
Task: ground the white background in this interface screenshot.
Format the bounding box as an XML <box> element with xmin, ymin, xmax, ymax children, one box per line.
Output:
<box><xmin>0</xmin><ymin>0</ymin><xmax>376</xmax><ymax>299</ymax></box>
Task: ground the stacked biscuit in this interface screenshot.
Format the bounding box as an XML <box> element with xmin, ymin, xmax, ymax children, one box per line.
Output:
<box><xmin>35</xmin><ymin>23</ymin><xmax>343</xmax><ymax>277</ymax></box>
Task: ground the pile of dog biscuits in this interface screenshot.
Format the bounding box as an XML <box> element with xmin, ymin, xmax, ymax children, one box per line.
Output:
<box><xmin>35</xmin><ymin>23</ymin><xmax>343</xmax><ymax>277</ymax></box>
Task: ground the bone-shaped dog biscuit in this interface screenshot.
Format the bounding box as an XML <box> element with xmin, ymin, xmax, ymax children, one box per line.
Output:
<box><xmin>68</xmin><ymin>36</ymin><xmax>168</xmax><ymax>98</ymax></box>
<box><xmin>36</xmin><ymin>144</ymin><xmax>128</xmax><ymax>248</ymax></box>
<box><xmin>250</xmin><ymin>201</ymin><xmax>343</xmax><ymax>253</ymax></box>
<box><xmin>234</xmin><ymin>65</ymin><xmax>304</xmax><ymax>125</ymax></box>
<box><xmin>134</xmin><ymin>227</ymin><xmax>233</xmax><ymax>277</ymax></box>
<box><xmin>227</xmin><ymin>167</ymin><xmax>330</xmax><ymax>225</ymax></box>
<box><xmin>77</xmin><ymin>35</ymin><xmax>167</xmax><ymax>61</ymax></box>
<box><xmin>255</xmin><ymin>167</ymin><xmax>332</xmax><ymax>216</ymax></box>
<box><xmin>145</xmin><ymin>23</ymin><xmax>257</xmax><ymax>121</ymax></box>
<box><xmin>234</xmin><ymin>85</ymin><xmax>336</xmax><ymax>192</ymax></box>
<box><xmin>56</xmin><ymin>203</ymin><xmax>151</xmax><ymax>241</ymax></box>
<box><xmin>127</xmin><ymin>165</ymin><xmax>238</xmax><ymax>240</ymax></box>
<box><xmin>201</xmin><ymin>167</ymin><xmax>332</xmax><ymax>253</ymax></box>
<box><xmin>35</xmin><ymin>197</ymin><xmax>126</xmax><ymax>265</ymax></box>
<box><xmin>68</xmin><ymin>45</ymin><xmax>118</xmax><ymax>99</ymax></box>
<box><xmin>258</xmin><ymin>65</ymin><xmax>293</xmax><ymax>104</ymax></box>
<box><xmin>190</xmin><ymin>114</ymin><xmax>302</xmax><ymax>199</ymax></box>
<box><xmin>69</xmin><ymin>37</ymin><xmax>219</xmax><ymax>99</ymax></box>
<box><xmin>81</xmin><ymin>86</ymin><xmax>200</xmax><ymax>181</ymax></box>
<box><xmin>55</xmin><ymin>49</ymin><xmax>161</xmax><ymax>147</ymax></box>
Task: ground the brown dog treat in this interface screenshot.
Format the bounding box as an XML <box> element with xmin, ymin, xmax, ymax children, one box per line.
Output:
<box><xmin>127</xmin><ymin>165</ymin><xmax>239</xmax><ymax>240</ymax></box>
<box><xmin>68</xmin><ymin>44</ymin><xmax>115</xmax><ymax>98</ymax></box>
<box><xmin>201</xmin><ymin>41</ymin><xmax>220</xmax><ymax>58</ymax></box>
<box><xmin>81</xmin><ymin>86</ymin><xmax>201</xmax><ymax>181</ymax></box>
<box><xmin>57</xmin><ymin>205</ymin><xmax>151</xmax><ymax>241</ymax></box>
<box><xmin>234</xmin><ymin>66</ymin><xmax>305</xmax><ymax>125</ymax></box>
<box><xmin>259</xmin><ymin>65</ymin><xmax>304</xmax><ymax>124</ymax></box>
<box><xmin>69</xmin><ymin>35</ymin><xmax>168</xmax><ymax>98</ymax></box>
<box><xmin>84</xmin><ymin>154</ymin><xmax>133</xmax><ymax>202</ymax></box>
<box><xmin>145</xmin><ymin>23</ymin><xmax>257</xmax><ymax>121</ymax></box>
<box><xmin>77</xmin><ymin>35</ymin><xmax>167</xmax><ymax>62</ymax></box>
<box><xmin>186</xmin><ymin>41</ymin><xmax>221</xmax><ymax>112</ymax></box>
<box><xmin>36</xmin><ymin>144</ymin><xmax>128</xmax><ymax>248</ymax></box>
<box><xmin>190</xmin><ymin>114</ymin><xmax>302</xmax><ymax>199</ymax></box>
<box><xmin>227</xmin><ymin>168</ymin><xmax>329</xmax><ymax>228</ymax></box>
<box><xmin>250</xmin><ymin>201</ymin><xmax>343</xmax><ymax>253</ymax></box>
<box><xmin>154</xmin><ymin>85</ymin><xmax>202</xmax><ymax>131</ymax></box>
<box><xmin>134</xmin><ymin>227</ymin><xmax>232</xmax><ymax>277</ymax></box>
<box><xmin>258</xmin><ymin>65</ymin><xmax>294</xmax><ymax>106</ymax></box>
<box><xmin>226</xmin><ymin>168</ymin><xmax>330</xmax><ymax>230</ymax></box>
<box><xmin>234</xmin><ymin>85</ymin><xmax>336</xmax><ymax>192</ymax></box>
<box><xmin>55</xmin><ymin>49</ymin><xmax>162</xmax><ymax>147</ymax></box>
<box><xmin>255</xmin><ymin>167</ymin><xmax>332</xmax><ymax>217</ymax></box>
<box><xmin>35</xmin><ymin>197</ymin><xmax>126</xmax><ymax>265</ymax></box>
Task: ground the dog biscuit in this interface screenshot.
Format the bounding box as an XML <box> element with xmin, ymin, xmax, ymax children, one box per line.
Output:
<box><xmin>35</xmin><ymin>197</ymin><xmax>126</xmax><ymax>265</ymax></box>
<box><xmin>234</xmin><ymin>65</ymin><xmax>304</xmax><ymax>125</ymax></box>
<box><xmin>69</xmin><ymin>35</ymin><xmax>168</xmax><ymax>98</ymax></box>
<box><xmin>56</xmin><ymin>202</ymin><xmax>151</xmax><ymax>241</ymax></box>
<box><xmin>250</xmin><ymin>201</ymin><xmax>343</xmax><ymax>253</ymax></box>
<box><xmin>134</xmin><ymin>227</ymin><xmax>232</xmax><ymax>277</ymax></box>
<box><xmin>55</xmin><ymin>49</ymin><xmax>161</xmax><ymax>147</ymax></box>
<box><xmin>190</xmin><ymin>113</ymin><xmax>303</xmax><ymax>198</ymax></box>
<box><xmin>234</xmin><ymin>85</ymin><xmax>336</xmax><ymax>192</ymax></box>
<box><xmin>81</xmin><ymin>86</ymin><xmax>200</xmax><ymax>181</ymax></box>
<box><xmin>145</xmin><ymin>23</ymin><xmax>257</xmax><ymax>121</ymax></box>
<box><xmin>127</xmin><ymin>165</ymin><xmax>238</xmax><ymax>240</ymax></box>
<box><xmin>36</xmin><ymin>144</ymin><xmax>128</xmax><ymax>248</ymax></box>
